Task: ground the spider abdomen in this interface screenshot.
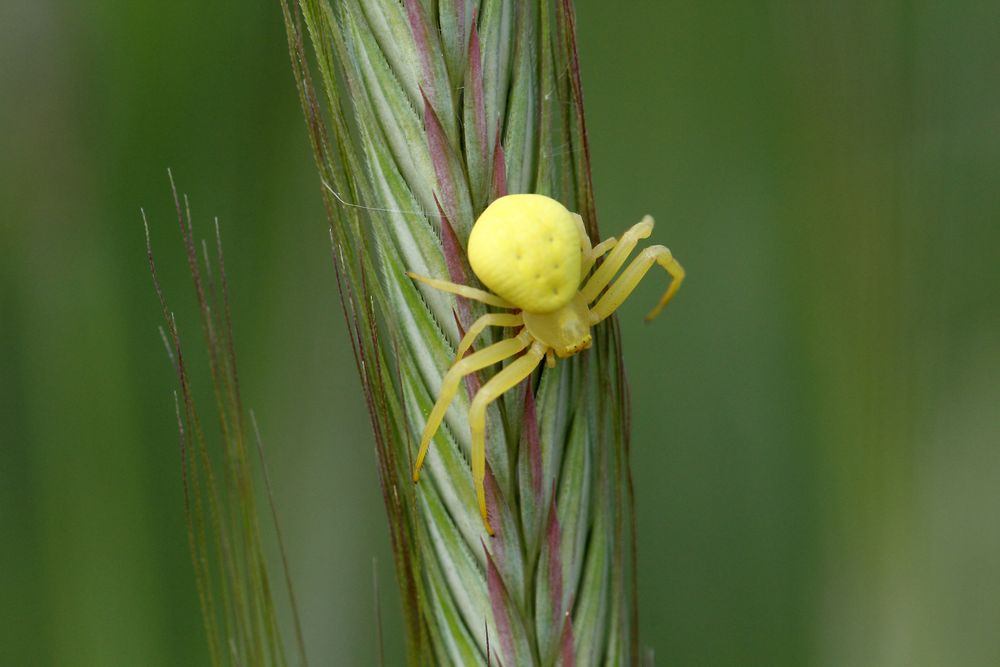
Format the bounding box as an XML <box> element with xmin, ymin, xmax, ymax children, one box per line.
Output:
<box><xmin>468</xmin><ymin>194</ymin><xmax>582</xmax><ymax>313</ymax></box>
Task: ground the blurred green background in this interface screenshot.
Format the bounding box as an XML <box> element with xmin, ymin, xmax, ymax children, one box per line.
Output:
<box><xmin>2</xmin><ymin>1</ymin><xmax>998</xmax><ymax>665</ymax></box>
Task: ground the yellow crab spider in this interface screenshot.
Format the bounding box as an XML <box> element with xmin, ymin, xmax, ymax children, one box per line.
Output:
<box><xmin>408</xmin><ymin>194</ymin><xmax>684</xmax><ymax>535</ymax></box>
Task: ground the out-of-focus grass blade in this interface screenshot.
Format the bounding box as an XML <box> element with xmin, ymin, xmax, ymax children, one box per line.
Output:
<box><xmin>145</xmin><ymin>177</ymin><xmax>308</xmax><ymax>667</ymax></box>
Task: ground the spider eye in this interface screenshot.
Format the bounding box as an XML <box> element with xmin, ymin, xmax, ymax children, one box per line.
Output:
<box><xmin>468</xmin><ymin>194</ymin><xmax>582</xmax><ymax>313</ymax></box>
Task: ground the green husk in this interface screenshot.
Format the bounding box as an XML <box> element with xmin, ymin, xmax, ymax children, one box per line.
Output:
<box><xmin>280</xmin><ymin>1</ymin><xmax>638</xmax><ymax>664</ymax></box>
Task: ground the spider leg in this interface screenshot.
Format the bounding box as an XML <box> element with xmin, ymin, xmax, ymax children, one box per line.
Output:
<box><xmin>454</xmin><ymin>313</ymin><xmax>524</xmax><ymax>363</ymax></box>
<box><xmin>591</xmin><ymin>237</ymin><xmax>618</xmax><ymax>260</ymax></box>
<box><xmin>579</xmin><ymin>216</ymin><xmax>655</xmax><ymax>303</ymax></box>
<box><xmin>412</xmin><ymin>330</ymin><xmax>532</xmax><ymax>484</ymax></box>
<box><xmin>574</xmin><ymin>213</ymin><xmax>617</xmax><ymax>279</ymax></box>
<box><xmin>407</xmin><ymin>272</ymin><xmax>514</xmax><ymax>309</ymax></box>
<box><xmin>468</xmin><ymin>342</ymin><xmax>547</xmax><ymax>534</ymax></box>
<box><xmin>581</xmin><ymin>236</ymin><xmax>618</xmax><ymax>279</ymax></box>
<box><xmin>589</xmin><ymin>245</ymin><xmax>685</xmax><ymax>324</ymax></box>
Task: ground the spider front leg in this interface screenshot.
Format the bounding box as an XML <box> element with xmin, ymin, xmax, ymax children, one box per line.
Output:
<box><xmin>579</xmin><ymin>216</ymin><xmax>655</xmax><ymax>303</ymax></box>
<box><xmin>591</xmin><ymin>237</ymin><xmax>618</xmax><ymax>261</ymax></box>
<box><xmin>573</xmin><ymin>212</ymin><xmax>618</xmax><ymax>279</ymax></box>
<box><xmin>468</xmin><ymin>342</ymin><xmax>547</xmax><ymax>534</ymax></box>
<box><xmin>589</xmin><ymin>244</ymin><xmax>685</xmax><ymax>324</ymax></box>
<box><xmin>454</xmin><ymin>313</ymin><xmax>524</xmax><ymax>363</ymax></box>
<box><xmin>412</xmin><ymin>331</ymin><xmax>532</xmax><ymax>484</ymax></box>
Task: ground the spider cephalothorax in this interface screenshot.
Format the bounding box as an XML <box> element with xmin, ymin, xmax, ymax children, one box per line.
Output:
<box><xmin>409</xmin><ymin>194</ymin><xmax>684</xmax><ymax>534</ymax></box>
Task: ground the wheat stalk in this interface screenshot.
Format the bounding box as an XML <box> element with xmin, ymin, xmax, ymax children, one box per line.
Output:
<box><xmin>281</xmin><ymin>1</ymin><xmax>638</xmax><ymax>664</ymax></box>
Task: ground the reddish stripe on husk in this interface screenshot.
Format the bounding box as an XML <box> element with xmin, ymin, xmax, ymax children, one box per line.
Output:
<box><xmin>484</xmin><ymin>540</ymin><xmax>516</xmax><ymax>666</ymax></box>
<box><xmin>522</xmin><ymin>384</ymin><xmax>542</xmax><ymax>500</ymax></box>
<box><xmin>492</xmin><ymin>122</ymin><xmax>508</xmax><ymax>200</ymax></box>
<box><xmin>404</xmin><ymin>0</ymin><xmax>434</xmax><ymax>101</ymax></box>
<box><xmin>422</xmin><ymin>90</ymin><xmax>460</xmax><ymax>225</ymax></box>
<box><xmin>467</xmin><ymin>17</ymin><xmax>490</xmax><ymax>173</ymax></box>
